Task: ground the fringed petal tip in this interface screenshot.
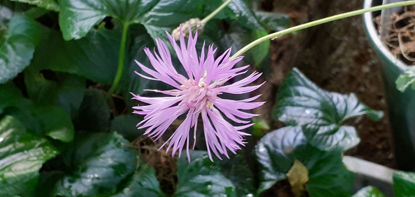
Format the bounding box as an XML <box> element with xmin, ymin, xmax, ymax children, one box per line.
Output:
<box><xmin>131</xmin><ymin>26</ymin><xmax>264</xmax><ymax>161</ymax></box>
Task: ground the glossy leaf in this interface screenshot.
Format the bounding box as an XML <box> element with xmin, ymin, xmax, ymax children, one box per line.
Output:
<box><xmin>255</xmin><ymin>11</ymin><xmax>292</xmax><ymax>32</ymax></box>
<box><xmin>255</xmin><ymin>126</ymin><xmax>354</xmax><ymax>196</ymax></box>
<box><xmin>226</xmin><ymin>0</ymin><xmax>264</xmax><ymax>31</ymax></box>
<box><xmin>55</xmin><ymin>132</ymin><xmax>137</xmax><ymax>197</ymax></box>
<box><xmin>31</xmin><ymin>27</ymin><xmax>119</xmax><ymax>84</ymax></box>
<box><xmin>0</xmin><ymin>83</ymin><xmax>25</xmax><ymax>113</ymax></box>
<box><xmin>111</xmin><ymin>115</ymin><xmax>143</xmax><ymax>141</ymax></box>
<box><xmin>396</xmin><ymin>67</ymin><xmax>415</xmax><ymax>92</ymax></box>
<box><xmin>219</xmin><ymin>154</ymin><xmax>255</xmax><ymax>196</ymax></box>
<box><xmin>111</xmin><ymin>163</ymin><xmax>164</xmax><ymax>197</ymax></box>
<box><xmin>75</xmin><ymin>89</ymin><xmax>110</xmax><ymax>132</ymax></box>
<box><xmin>393</xmin><ymin>171</ymin><xmax>415</xmax><ymax>197</ymax></box>
<box><xmin>175</xmin><ymin>151</ymin><xmax>236</xmax><ymax>197</ymax></box>
<box><xmin>353</xmin><ymin>186</ymin><xmax>386</xmax><ymax>197</ymax></box>
<box><xmin>0</xmin><ymin>116</ymin><xmax>58</xmax><ymax>196</ymax></box>
<box><xmin>58</xmin><ymin>0</ymin><xmax>204</xmax><ymax>40</ymax></box>
<box><xmin>0</xmin><ymin>85</ymin><xmax>75</xmax><ymax>142</ymax></box>
<box><xmin>0</xmin><ymin>15</ymin><xmax>43</xmax><ymax>83</ymax></box>
<box><xmin>10</xmin><ymin>0</ymin><xmax>59</xmax><ymax>11</ymax></box>
<box><xmin>121</xmin><ymin>24</ymin><xmax>159</xmax><ymax>96</ymax></box>
<box><xmin>302</xmin><ymin>124</ymin><xmax>360</xmax><ymax>152</ymax></box>
<box><xmin>255</xmin><ymin>126</ymin><xmax>306</xmax><ymax>193</ymax></box>
<box><xmin>24</xmin><ymin>67</ymin><xmax>86</xmax><ymax>117</ymax></box>
<box><xmin>273</xmin><ymin>68</ymin><xmax>383</xmax><ymax>151</ymax></box>
<box><xmin>274</xmin><ymin>68</ymin><xmax>383</xmax><ymax>125</ymax></box>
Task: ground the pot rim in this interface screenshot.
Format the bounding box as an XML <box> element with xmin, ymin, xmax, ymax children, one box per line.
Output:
<box><xmin>363</xmin><ymin>0</ymin><xmax>408</xmax><ymax>71</ymax></box>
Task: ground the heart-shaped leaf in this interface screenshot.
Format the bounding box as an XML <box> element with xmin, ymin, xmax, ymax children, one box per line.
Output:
<box><xmin>111</xmin><ymin>115</ymin><xmax>143</xmax><ymax>141</ymax></box>
<box><xmin>255</xmin><ymin>11</ymin><xmax>292</xmax><ymax>32</ymax></box>
<box><xmin>0</xmin><ymin>84</ymin><xmax>75</xmax><ymax>142</ymax></box>
<box><xmin>273</xmin><ymin>68</ymin><xmax>383</xmax><ymax>151</ymax></box>
<box><xmin>219</xmin><ymin>154</ymin><xmax>255</xmax><ymax>196</ymax></box>
<box><xmin>58</xmin><ymin>0</ymin><xmax>204</xmax><ymax>40</ymax></box>
<box><xmin>0</xmin><ymin>116</ymin><xmax>58</xmax><ymax>196</ymax></box>
<box><xmin>396</xmin><ymin>67</ymin><xmax>415</xmax><ymax>92</ymax></box>
<box><xmin>75</xmin><ymin>89</ymin><xmax>110</xmax><ymax>132</ymax></box>
<box><xmin>255</xmin><ymin>126</ymin><xmax>354</xmax><ymax>196</ymax></box>
<box><xmin>274</xmin><ymin>68</ymin><xmax>383</xmax><ymax>125</ymax></box>
<box><xmin>0</xmin><ymin>15</ymin><xmax>43</xmax><ymax>83</ymax></box>
<box><xmin>31</xmin><ymin>27</ymin><xmax>119</xmax><ymax>84</ymax></box>
<box><xmin>175</xmin><ymin>151</ymin><xmax>236</xmax><ymax>197</ymax></box>
<box><xmin>302</xmin><ymin>124</ymin><xmax>360</xmax><ymax>152</ymax></box>
<box><xmin>353</xmin><ymin>186</ymin><xmax>386</xmax><ymax>197</ymax></box>
<box><xmin>10</xmin><ymin>0</ymin><xmax>59</xmax><ymax>11</ymax></box>
<box><xmin>393</xmin><ymin>171</ymin><xmax>415</xmax><ymax>197</ymax></box>
<box><xmin>54</xmin><ymin>132</ymin><xmax>137</xmax><ymax>197</ymax></box>
<box><xmin>24</xmin><ymin>66</ymin><xmax>86</xmax><ymax>118</ymax></box>
<box><xmin>111</xmin><ymin>163</ymin><xmax>164</xmax><ymax>197</ymax></box>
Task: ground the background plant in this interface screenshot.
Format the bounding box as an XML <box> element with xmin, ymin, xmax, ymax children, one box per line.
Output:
<box><xmin>2</xmin><ymin>0</ymin><xmax>415</xmax><ymax>196</ymax></box>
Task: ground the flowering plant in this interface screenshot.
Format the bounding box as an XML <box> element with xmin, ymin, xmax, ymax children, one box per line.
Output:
<box><xmin>0</xmin><ymin>0</ymin><xmax>415</xmax><ymax>196</ymax></box>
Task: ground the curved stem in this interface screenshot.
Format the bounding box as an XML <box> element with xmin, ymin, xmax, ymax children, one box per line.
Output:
<box><xmin>231</xmin><ymin>0</ymin><xmax>415</xmax><ymax>60</ymax></box>
<box><xmin>109</xmin><ymin>22</ymin><xmax>129</xmax><ymax>95</ymax></box>
<box><xmin>201</xmin><ymin>0</ymin><xmax>232</xmax><ymax>24</ymax></box>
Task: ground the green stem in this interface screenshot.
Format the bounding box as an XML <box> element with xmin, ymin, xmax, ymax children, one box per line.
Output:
<box><xmin>109</xmin><ymin>22</ymin><xmax>129</xmax><ymax>95</ymax></box>
<box><xmin>231</xmin><ymin>0</ymin><xmax>415</xmax><ymax>60</ymax></box>
<box><xmin>201</xmin><ymin>0</ymin><xmax>232</xmax><ymax>24</ymax></box>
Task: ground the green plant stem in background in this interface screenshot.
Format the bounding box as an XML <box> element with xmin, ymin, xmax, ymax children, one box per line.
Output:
<box><xmin>231</xmin><ymin>0</ymin><xmax>415</xmax><ymax>60</ymax></box>
<box><xmin>108</xmin><ymin>22</ymin><xmax>129</xmax><ymax>95</ymax></box>
<box><xmin>201</xmin><ymin>0</ymin><xmax>232</xmax><ymax>24</ymax></box>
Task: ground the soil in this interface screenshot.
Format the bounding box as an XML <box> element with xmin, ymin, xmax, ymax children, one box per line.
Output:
<box><xmin>377</xmin><ymin>5</ymin><xmax>415</xmax><ymax>65</ymax></box>
<box><xmin>257</xmin><ymin>0</ymin><xmax>396</xmax><ymax>195</ymax></box>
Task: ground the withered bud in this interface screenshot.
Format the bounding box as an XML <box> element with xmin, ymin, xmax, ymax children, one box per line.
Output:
<box><xmin>172</xmin><ymin>18</ymin><xmax>205</xmax><ymax>40</ymax></box>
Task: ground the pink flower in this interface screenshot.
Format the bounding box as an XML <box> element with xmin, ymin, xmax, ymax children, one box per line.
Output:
<box><xmin>131</xmin><ymin>30</ymin><xmax>264</xmax><ymax>161</ymax></box>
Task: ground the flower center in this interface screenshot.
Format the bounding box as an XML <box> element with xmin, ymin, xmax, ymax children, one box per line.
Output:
<box><xmin>179</xmin><ymin>71</ymin><xmax>216</xmax><ymax>110</ymax></box>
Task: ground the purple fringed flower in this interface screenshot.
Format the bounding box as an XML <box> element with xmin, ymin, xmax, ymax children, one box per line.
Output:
<box><xmin>131</xmin><ymin>30</ymin><xmax>264</xmax><ymax>161</ymax></box>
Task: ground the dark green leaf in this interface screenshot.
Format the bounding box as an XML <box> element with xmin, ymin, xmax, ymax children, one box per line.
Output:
<box><xmin>33</xmin><ymin>105</ymin><xmax>75</xmax><ymax>142</ymax></box>
<box><xmin>274</xmin><ymin>68</ymin><xmax>383</xmax><ymax>125</ymax></box>
<box><xmin>0</xmin><ymin>85</ymin><xmax>75</xmax><ymax>142</ymax></box>
<box><xmin>55</xmin><ymin>132</ymin><xmax>137</xmax><ymax>197</ymax></box>
<box><xmin>255</xmin><ymin>127</ymin><xmax>354</xmax><ymax>196</ymax></box>
<box><xmin>24</xmin><ymin>67</ymin><xmax>86</xmax><ymax>119</ymax></box>
<box><xmin>36</xmin><ymin>171</ymin><xmax>65</xmax><ymax>197</ymax></box>
<box><xmin>75</xmin><ymin>89</ymin><xmax>110</xmax><ymax>132</ymax></box>
<box><xmin>5</xmin><ymin>103</ymin><xmax>74</xmax><ymax>142</ymax></box>
<box><xmin>219</xmin><ymin>154</ymin><xmax>255</xmax><ymax>196</ymax></box>
<box><xmin>0</xmin><ymin>83</ymin><xmax>24</xmax><ymax>113</ymax></box>
<box><xmin>225</xmin><ymin>0</ymin><xmax>264</xmax><ymax>31</ymax></box>
<box><xmin>31</xmin><ymin>27</ymin><xmax>119</xmax><ymax>84</ymax></box>
<box><xmin>353</xmin><ymin>186</ymin><xmax>386</xmax><ymax>197</ymax></box>
<box><xmin>111</xmin><ymin>115</ymin><xmax>142</xmax><ymax>141</ymax></box>
<box><xmin>0</xmin><ymin>116</ymin><xmax>58</xmax><ymax>196</ymax></box>
<box><xmin>393</xmin><ymin>171</ymin><xmax>415</xmax><ymax>197</ymax></box>
<box><xmin>203</xmin><ymin>21</ymin><xmax>270</xmax><ymax>66</ymax></box>
<box><xmin>111</xmin><ymin>163</ymin><xmax>164</xmax><ymax>197</ymax></box>
<box><xmin>58</xmin><ymin>0</ymin><xmax>204</xmax><ymax>40</ymax></box>
<box><xmin>175</xmin><ymin>151</ymin><xmax>236</xmax><ymax>197</ymax></box>
<box><xmin>255</xmin><ymin>126</ymin><xmax>305</xmax><ymax>193</ymax></box>
<box><xmin>0</xmin><ymin>15</ymin><xmax>43</xmax><ymax>83</ymax></box>
<box><xmin>255</xmin><ymin>11</ymin><xmax>292</xmax><ymax>32</ymax></box>
<box><xmin>273</xmin><ymin>68</ymin><xmax>383</xmax><ymax>151</ymax></box>
<box><xmin>10</xmin><ymin>0</ymin><xmax>59</xmax><ymax>11</ymax></box>
<box><xmin>302</xmin><ymin>124</ymin><xmax>360</xmax><ymax>152</ymax></box>
<box><xmin>396</xmin><ymin>67</ymin><xmax>415</xmax><ymax>92</ymax></box>
<box><xmin>121</xmin><ymin>24</ymin><xmax>157</xmax><ymax>96</ymax></box>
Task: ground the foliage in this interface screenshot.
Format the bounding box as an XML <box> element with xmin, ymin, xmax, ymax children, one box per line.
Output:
<box><xmin>0</xmin><ymin>0</ymin><xmax>403</xmax><ymax>196</ymax></box>
<box><xmin>396</xmin><ymin>67</ymin><xmax>415</xmax><ymax>92</ymax></box>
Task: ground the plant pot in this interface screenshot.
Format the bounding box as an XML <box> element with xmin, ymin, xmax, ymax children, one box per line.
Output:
<box><xmin>363</xmin><ymin>0</ymin><xmax>415</xmax><ymax>170</ymax></box>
